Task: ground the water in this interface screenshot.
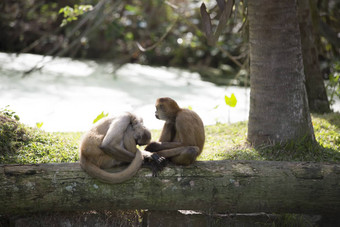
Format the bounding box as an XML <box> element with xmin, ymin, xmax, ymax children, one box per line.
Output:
<box><xmin>0</xmin><ymin>52</ymin><xmax>338</xmax><ymax>132</ymax></box>
<box><xmin>0</xmin><ymin>52</ymin><xmax>251</xmax><ymax>132</ymax></box>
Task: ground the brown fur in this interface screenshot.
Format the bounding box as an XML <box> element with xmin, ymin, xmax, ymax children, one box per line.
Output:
<box><xmin>79</xmin><ymin>113</ymin><xmax>153</xmax><ymax>184</ymax></box>
<box><xmin>145</xmin><ymin>97</ymin><xmax>205</xmax><ymax>165</ymax></box>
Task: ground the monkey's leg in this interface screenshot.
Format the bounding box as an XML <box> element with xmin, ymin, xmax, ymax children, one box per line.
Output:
<box><xmin>145</xmin><ymin>141</ymin><xmax>182</xmax><ymax>152</ymax></box>
<box><xmin>99</xmin><ymin>154</ymin><xmax>122</xmax><ymax>169</ymax></box>
<box><xmin>156</xmin><ymin>146</ymin><xmax>199</xmax><ymax>166</ymax></box>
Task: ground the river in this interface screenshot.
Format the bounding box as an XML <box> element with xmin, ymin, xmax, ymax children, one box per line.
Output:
<box><xmin>0</xmin><ymin>52</ymin><xmax>338</xmax><ymax>132</ymax></box>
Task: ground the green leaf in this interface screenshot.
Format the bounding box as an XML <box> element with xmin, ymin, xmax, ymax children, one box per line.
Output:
<box><xmin>36</xmin><ymin>122</ymin><xmax>44</xmax><ymax>129</ymax></box>
<box><xmin>125</xmin><ymin>32</ymin><xmax>134</xmax><ymax>41</ymax></box>
<box><xmin>58</xmin><ymin>4</ymin><xmax>92</xmax><ymax>27</ymax></box>
<box><xmin>93</xmin><ymin>111</ymin><xmax>109</xmax><ymax>124</ymax></box>
<box><xmin>14</xmin><ymin>115</ymin><xmax>20</xmax><ymax>121</ymax></box>
<box><xmin>125</xmin><ymin>4</ymin><xmax>139</xmax><ymax>14</ymax></box>
<box><xmin>225</xmin><ymin>93</ymin><xmax>237</xmax><ymax>107</ymax></box>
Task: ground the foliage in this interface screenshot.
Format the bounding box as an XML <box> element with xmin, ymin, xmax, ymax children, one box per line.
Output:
<box><xmin>93</xmin><ymin>111</ymin><xmax>109</xmax><ymax>124</ymax></box>
<box><xmin>0</xmin><ymin>113</ymin><xmax>81</xmax><ymax>164</ymax></box>
<box><xmin>0</xmin><ymin>0</ymin><xmax>338</xmax><ymax>87</ymax></box>
<box><xmin>36</xmin><ymin>122</ymin><xmax>44</xmax><ymax>129</ymax></box>
<box><xmin>0</xmin><ymin>105</ymin><xmax>20</xmax><ymax>121</ymax></box>
<box><xmin>59</xmin><ymin>5</ymin><xmax>93</xmax><ymax>27</ymax></box>
<box><xmin>224</xmin><ymin>93</ymin><xmax>237</xmax><ymax>107</ymax></box>
<box><xmin>313</xmin><ymin>0</ymin><xmax>340</xmax><ymax>60</ymax></box>
<box><xmin>1</xmin><ymin>112</ymin><xmax>339</xmax><ymax>164</ymax></box>
<box><xmin>0</xmin><ymin>115</ymin><xmax>26</xmax><ymax>156</ymax></box>
<box><xmin>0</xmin><ymin>0</ymin><xmax>249</xmax><ymax>86</ymax></box>
<box><xmin>325</xmin><ymin>60</ymin><xmax>340</xmax><ymax>107</ymax></box>
<box><xmin>200</xmin><ymin>0</ymin><xmax>235</xmax><ymax>46</ymax></box>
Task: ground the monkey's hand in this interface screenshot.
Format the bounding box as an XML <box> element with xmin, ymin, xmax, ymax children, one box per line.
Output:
<box><xmin>144</xmin><ymin>142</ymin><xmax>163</xmax><ymax>152</ymax></box>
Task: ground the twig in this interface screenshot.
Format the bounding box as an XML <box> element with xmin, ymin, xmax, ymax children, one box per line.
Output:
<box><xmin>136</xmin><ymin>18</ymin><xmax>178</xmax><ymax>52</ymax></box>
<box><xmin>217</xmin><ymin>46</ymin><xmax>243</xmax><ymax>68</ymax></box>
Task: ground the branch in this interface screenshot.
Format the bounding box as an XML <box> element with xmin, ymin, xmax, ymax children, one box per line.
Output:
<box><xmin>1</xmin><ymin>160</ymin><xmax>339</xmax><ymax>215</ymax></box>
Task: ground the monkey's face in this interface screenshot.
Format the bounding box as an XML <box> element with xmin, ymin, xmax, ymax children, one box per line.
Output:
<box><xmin>155</xmin><ymin>97</ymin><xmax>179</xmax><ymax>121</ymax></box>
<box><xmin>155</xmin><ymin>104</ymin><xmax>166</xmax><ymax>120</ymax></box>
<box><xmin>155</xmin><ymin>99</ymin><xmax>171</xmax><ymax>121</ymax></box>
<box><xmin>134</xmin><ymin>128</ymin><xmax>151</xmax><ymax>145</ymax></box>
<box><xmin>133</xmin><ymin>123</ymin><xmax>151</xmax><ymax>145</ymax></box>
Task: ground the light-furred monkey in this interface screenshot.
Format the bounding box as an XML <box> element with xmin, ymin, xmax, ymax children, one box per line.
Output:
<box><xmin>145</xmin><ymin>97</ymin><xmax>205</xmax><ymax>165</ymax></box>
<box><xmin>79</xmin><ymin>112</ymin><xmax>164</xmax><ymax>184</ymax></box>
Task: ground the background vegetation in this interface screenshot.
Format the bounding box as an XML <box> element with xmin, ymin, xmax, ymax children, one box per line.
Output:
<box><xmin>1</xmin><ymin>109</ymin><xmax>339</xmax><ymax>164</ymax></box>
<box><xmin>1</xmin><ymin>0</ymin><xmax>339</xmax><ymax>87</ymax></box>
<box><xmin>1</xmin><ymin>0</ymin><xmax>338</xmax><ymax>163</ymax></box>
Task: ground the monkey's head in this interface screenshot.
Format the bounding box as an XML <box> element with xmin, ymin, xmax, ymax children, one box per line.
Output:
<box><xmin>131</xmin><ymin>116</ymin><xmax>151</xmax><ymax>145</ymax></box>
<box><xmin>155</xmin><ymin>97</ymin><xmax>180</xmax><ymax>121</ymax></box>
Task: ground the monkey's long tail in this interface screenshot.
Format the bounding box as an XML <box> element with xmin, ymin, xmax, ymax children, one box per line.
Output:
<box><xmin>80</xmin><ymin>150</ymin><xmax>143</xmax><ymax>184</ymax></box>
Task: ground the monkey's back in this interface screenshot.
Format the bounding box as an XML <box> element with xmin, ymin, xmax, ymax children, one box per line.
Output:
<box><xmin>175</xmin><ymin>109</ymin><xmax>205</xmax><ymax>153</ymax></box>
<box><xmin>79</xmin><ymin>117</ymin><xmax>114</xmax><ymax>156</ymax></box>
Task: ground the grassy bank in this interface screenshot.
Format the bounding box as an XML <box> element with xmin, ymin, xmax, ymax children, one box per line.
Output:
<box><xmin>1</xmin><ymin>113</ymin><xmax>339</xmax><ymax>164</ymax></box>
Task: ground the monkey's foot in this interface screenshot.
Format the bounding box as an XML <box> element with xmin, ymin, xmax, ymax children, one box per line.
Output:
<box><xmin>151</xmin><ymin>153</ymin><xmax>167</xmax><ymax>166</ymax></box>
<box><xmin>143</xmin><ymin>154</ymin><xmax>167</xmax><ymax>177</ymax></box>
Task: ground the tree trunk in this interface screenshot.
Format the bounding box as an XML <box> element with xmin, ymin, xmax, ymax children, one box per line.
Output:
<box><xmin>298</xmin><ymin>0</ymin><xmax>330</xmax><ymax>113</ymax></box>
<box><xmin>1</xmin><ymin>161</ymin><xmax>340</xmax><ymax>216</ymax></box>
<box><xmin>247</xmin><ymin>0</ymin><xmax>315</xmax><ymax>145</ymax></box>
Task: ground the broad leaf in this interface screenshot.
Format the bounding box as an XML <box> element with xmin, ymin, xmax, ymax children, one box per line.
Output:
<box><xmin>200</xmin><ymin>3</ymin><xmax>214</xmax><ymax>45</ymax></box>
<box><xmin>93</xmin><ymin>111</ymin><xmax>109</xmax><ymax>124</ymax></box>
<box><xmin>200</xmin><ymin>0</ymin><xmax>235</xmax><ymax>46</ymax></box>
<box><xmin>225</xmin><ymin>93</ymin><xmax>237</xmax><ymax>107</ymax></box>
<box><xmin>36</xmin><ymin>122</ymin><xmax>44</xmax><ymax>129</ymax></box>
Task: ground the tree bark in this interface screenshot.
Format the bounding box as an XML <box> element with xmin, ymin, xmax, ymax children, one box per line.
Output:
<box><xmin>298</xmin><ymin>0</ymin><xmax>330</xmax><ymax>113</ymax></box>
<box><xmin>1</xmin><ymin>161</ymin><xmax>340</xmax><ymax>216</ymax></box>
<box><xmin>247</xmin><ymin>0</ymin><xmax>315</xmax><ymax>145</ymax></box>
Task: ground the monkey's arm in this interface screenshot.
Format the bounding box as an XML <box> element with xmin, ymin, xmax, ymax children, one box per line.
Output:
<box><xmin>123</xmin><ymin>125</ymin><xmax>138</xmax><ymax>154</ymax></box>
<box><xmin>145</xmin><ymin>121</ymin><xmax>180</xmax><ymax>152</ymax></box>
<box><xmin>100</xmin><ymin>114</ymin><xmax>135</xmax><ymax>162</ymax></box>
<box><xmin>146</xmin><ymin>113</ymin><xmax>197</xmax><ymax>152</ymax></box>
<box><xmin>145</xmin><ymin>141</ymin><xmax>182</xmax><ymax>152</ymax></box>
<box><xmin>159</xmin><ymin>122</ymin><xmax>176</xmax><ymax>142</ymax></box>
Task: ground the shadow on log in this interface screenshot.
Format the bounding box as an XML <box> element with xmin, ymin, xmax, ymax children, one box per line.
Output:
<box><xmin>0</xmin><ymin>160</ymin><xmax>339</xmax><ymax>215</ymax></box>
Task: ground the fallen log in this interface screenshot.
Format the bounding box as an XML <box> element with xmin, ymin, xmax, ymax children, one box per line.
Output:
<box><xmin>0</xmin><ymin>160</ymin><xmax>339</xmax><ymax>215</ymax></box>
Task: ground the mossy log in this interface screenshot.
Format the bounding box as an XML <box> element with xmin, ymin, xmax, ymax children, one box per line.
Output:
<box><xmin>1</xmin><ymin>160</ymin><xmax>340</xmax><ymax>215</ymax></box>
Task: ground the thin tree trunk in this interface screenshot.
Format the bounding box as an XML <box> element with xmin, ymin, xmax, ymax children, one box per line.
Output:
<box><xmin>247</xmin><ymin>0</ymin><xmax>315</xmax><ymax>145</ymax></box>
<box><xmin>298</xmin><ymin>0</ymin><xmax>330</xmax><ymax>113</ymax></box>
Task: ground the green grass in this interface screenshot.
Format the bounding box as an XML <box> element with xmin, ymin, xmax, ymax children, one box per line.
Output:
<box><xmin>199</xmin><ymin>113</ymin><xmax>340</xmax><ymax>162</ymax></box>
<box><xmin>0</xmin><ymin>114</ymin><xmax>82</xmax><ymax>164</ymax></box>
<box><xmin>0</xmin><ymin>113</ymin><xmax>339</xmax><ymax>164</ymax></box>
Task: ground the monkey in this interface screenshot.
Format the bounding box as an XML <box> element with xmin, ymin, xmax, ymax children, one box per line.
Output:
<box><xmin>79</xmin><ymin>112</ymin><xmax>164</xmax><ymax>184</ymax></box>
<box><xmin>145</xmin><ymin>97</ymin><xmax>205</xmax><ymax>165</ymax></box>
